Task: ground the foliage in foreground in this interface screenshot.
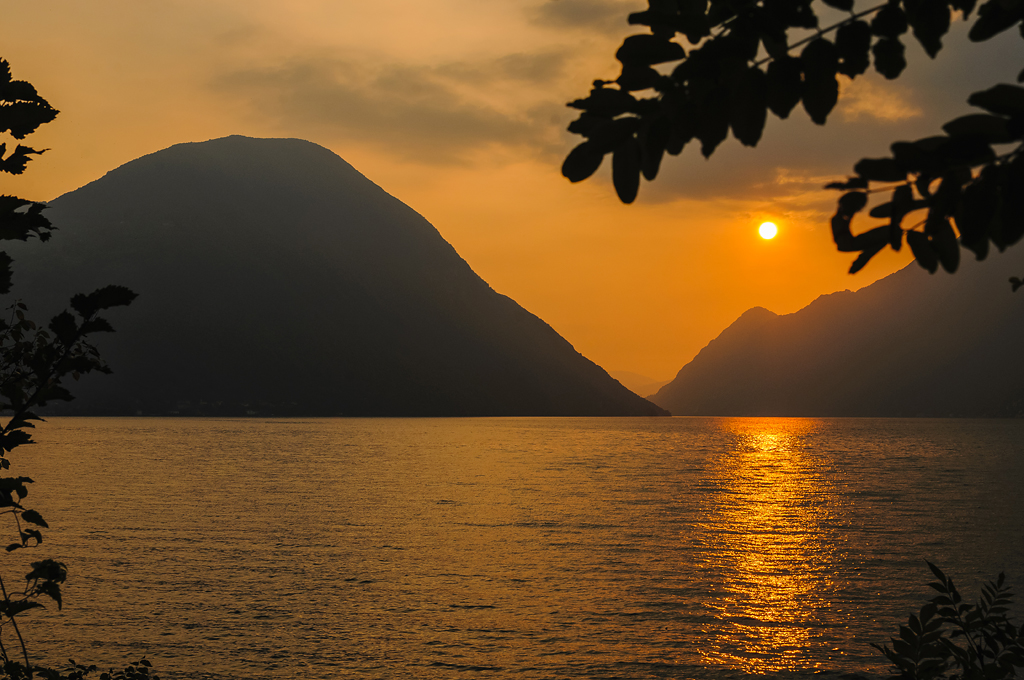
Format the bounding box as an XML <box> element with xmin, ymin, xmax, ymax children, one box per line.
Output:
<box><xmin>0</xmin><ymin>57</ymin><xmax>142</xmax><ymax>678</ymax></box>
<box><xmin>875</xmin><ymin>562</ymin><xmax>1024</xmax><ymax>679</ymax></box>
<box><xmin>3</xmin><ymin>657</ymin><xmax>157</xmax><ymax>680</ymax></box>
<box><xmin>562</xmin><ymin>0</ymin><xmax>1024</xmax><ymax>281</ymax></box>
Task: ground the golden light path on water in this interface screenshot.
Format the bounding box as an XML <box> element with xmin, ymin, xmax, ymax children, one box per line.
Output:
<box><xmin>695</xmin><ymin>419</ymin><xmax>844</xmax><ymax>674</ymax></box>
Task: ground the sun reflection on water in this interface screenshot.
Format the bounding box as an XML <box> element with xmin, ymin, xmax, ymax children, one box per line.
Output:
<box><xmin>695</xmin><ymin>418</ymin><xmax>845</xmax><ymax>675</ymax></box>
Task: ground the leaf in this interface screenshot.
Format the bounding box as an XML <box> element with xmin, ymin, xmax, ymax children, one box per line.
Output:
<box><xmin>586</xmin><ymin>116</ymin><xmax>642</xmax><ymax>152</ymax></box>
<box><xmin>612</xmin><ymin>138</ymin><xmax>641</xmax><ymax>204</ymax></box>
<box><xmin>892</xmin><ymin>637</ymin><xmax>913</xmax><ymax>656</ymax></box>
<box><xmin>37</xmin><ymin>581</ymin><xmax>62</xmax><ymax>610</ymax></box>
<box><xmin>568</xmin><ymin>87</ymin><xmax>638</xmax><ymax>117</ymax></box>
<box><xmin>832</xmin><ymin>214</ymin><xmax>857</xmax><ymax>252</ymax></box>
<box><xmin>0</xmin><ymin>600</ymin><xmax>43</xmax><ymax>617</ymax></box>
<box><xmin>832</xmin><ymin>192</ymin><xmax>868</xmax><ymax>252</ymax></box>
<box><xmin>927</xmin><ymin>561</ymin><xmax>947</xmax><ymax>584</ymax></box>
<box><xmin>79</xmin><ymin>317</ymin><xmax>115</xmax><ymax>335</ymax></box>
<box><xmin>870</xmin><ymin>201</ymin><xmax>894</xmax><ymax>218</ymax></box>
<box><xmin>969</xmin><ymin>0</ymin><xmax>1024</xmax><ymax>41</ymax></box>
<box><xmin>759</xmin><ymin>25</ymin><xmax>789</xmax><ymax>61</ymax></box>
<box><xmin>20</xmin><ymin>528</ymin><xmax>42</xmax><ymax>545</ymax></box>
<box><xmin>929</xmin><ymin>216</ymin><xmax>960</xmax><ymax>273</ymax></box>
<box><xmin>2</xmin><ymin>80</ymin><xmax>42</xmax><ymax>103</ymax></box>
<box><xmin>731</xmin><ymin>23</ymin><xmax>765</xmax><ymax>64</ymax></box>
<box><xmin>825</xmin><ymin>176</ymin><xmax>869</xmax><ymax>190</ymax></box>
<box><xmin>640</xmin><ymin>117</ymin><xmax>670</xmax><ymax>181</ymax></box>
<box><xmin>0</xmin><ymin>251</ymin><xmax>11</xmax><ymax>296</ymax></box>
<box><xmin>932</xmin><ymin>168</ymin><xmax>970</xmax><ymax>216</ymax></box>
<box><xmin>0</xmin><ymin>100</ymin><xmax>60</xmax><ymax>139</ymax></box>
<box><xmin>562</xmin><ymin>142</ymin><xmax>606</xmax><ymax>182</ymax></box>
<box><xmin>676</xmin><ymin>0</ymin><xmax>713</xmax><ymax>42</ymax></box>
<box><xmin>48</xmin><ymin>310</ymin><xmax>79</xmax><ymax>345</ymax></box>
<box><xmin>1</xmin><ymin>429</ymin><xmax>32</xmax><ymax>453</ymax></box>
<box><xmin>25</xmin><ymin>559</ymin><xmax>67</xmax><ymax>584</ymax></box>
<box><xmin>942</xmin><ymin>135</ymin><xmax>997</xmax><ymax>168</ymax></box>
<box><xmin>942</xmin><ymin>113</ymin><xmax>1014</xmax><ymax>143</ymax></box>
<box><xmin>838</xmin><ymin>191</ymin><xmax>869</xmax><ymax>216</ymax></box>
<box><xmin>888</xmin><ymin>184</ymin><xmax>919</xmax><ymax>233</ymax></box>
<box><xmin>891</xmin><ymin>136</ymin><xmax>948</xmax><ymax>175</ymax></box>
<box><xmin>849</xmin><ymin>228</ymin><xmax>888</xmax><ymax>273</ymax></box>
<box><xmin>802</xmin><ymin>38</ymin><xmax>838</xmax><ymax>80</ymax></box>
<box><xmin>907</xmin><ymin>615</ymin><xmax>923</xmax><ymax>636</ymax></box>
<box><xmin>873</xmin><ymin>38</ymin><xmax>907</xmax><ymax>79</ymax></box>
<box><xmin>871</xmin><ymin>5</ymin><xmax>909</xmax><ymax>37</ymax></box>
<box><xmin>568</xmin><ymin>113</ymin><xmax>608</xmax><ymax>137</ymax></box>
<box><xmin>665</xmin><ymin>121</ymin><xmax>691</xmax><ymax>156</ymax></box>
<box><xmin>616</xmin><ymin>34</ymin><xmax>686</xmax><ymax>66</ymax></box>
<box><xmin>801</xmin><ymin>38</ymin><xmax>839</xmax><ymax>124</ymax></box>
<box><xmin>20</xmin><ymin>509</ymin><xmax>48</xmax><ymax>528</ymax></box>
<box><xmin>803</xmin><ymin>76</ymin><xmax>839</xmax><ymax>126</ymax></box>
<box><xmin>889</xmin><ymin>223</ymin><xmax>903</xmax><ymax>251</ymax></box>
<box><xmin>696</xmin><ymin>87</ymin><xmax>731</xmax><ymax>157</ymax></box>
<box><xmin>730</xmin><ymin>67</ymin><xmax>767</xmax><ymax>147</ymax></box>
<box><xmin>766</xmin><ymin>56</ymin><xmax>802</xmax><ymax>119</ymax></box>
<box><xmin>0</xmin><ymin>145</ymin><xmax>46</xmax><ymax>176</ymax></box>
<box><xmin>904</xmin><ymin>0</ymin><xmax>951</xmax><ymax>58</ymax></box>
<box><xmin>968</xmin><ymin>84</ymin><xmax>1024</xmax><ymax>116</ymax></box>
<box><xmin>628</xmin><ymin>8</ymin><xmax>675</xmax><ymax>30</ymax></box>
<box><xmin>908</xmin><ymin>231</ymin><xmax>939</xmax><ymax>272</ymax></box>
<box><xmin>617</xmin><ymin>63</ymin><xmax>661</xmax><ymax>91</ymax></box>
<box><xmin>836</xmin><ymin>21</ymin><xmax>872</xmax><ymax>77</ymax></box>
<box><xmin>855</xmin><ymin>157</ymin><xmax>907</xmax><ymax>182</ymax></box>
<box><xmin>951</xmin><ymin>0</ymin><xmax>979</xmax><ymax>17</ymax></box>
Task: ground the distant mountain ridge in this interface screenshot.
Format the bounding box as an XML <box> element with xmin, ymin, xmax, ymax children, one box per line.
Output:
<box><xmin>10</xmin><ymin>135</ymin><xmax>666</xmax><ymax>417</ymax></box>
<box><xmin>651</xmin><ymin>250</ymin><xmax>1024</xmax><ymax>417</ymax></box>
<box><xmin>608</xmin><ymin>371</ymin><xmax>671</xmax><ymax>398</ymax></box>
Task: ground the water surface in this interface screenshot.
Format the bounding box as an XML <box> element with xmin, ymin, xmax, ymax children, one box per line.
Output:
<box><xmin>8</xmin><ymin>417</ymin><xmax>1023</xmax><ymax>679</ymax></box>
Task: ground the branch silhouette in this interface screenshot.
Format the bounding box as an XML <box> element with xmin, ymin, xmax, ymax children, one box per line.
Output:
<box><xmin>0</xmin><ymin>56</ymin><xmax>149</xmax><ymax>680</ymax></box>
<box><xmin>562</xmin><ymin>0</ymin><xmax>1024</xmax><ymax>282</ymax></box>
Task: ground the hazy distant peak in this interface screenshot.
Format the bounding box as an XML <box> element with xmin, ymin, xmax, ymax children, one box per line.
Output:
<box><xmin>651</xmin><ymin>247</ymin><xmax>1024</xmax><ymax>417</ymax></box>
<box><xmin>736</xmin><ymin>306</ymin><xmax>778</xmax><ymax>321</ymax></box>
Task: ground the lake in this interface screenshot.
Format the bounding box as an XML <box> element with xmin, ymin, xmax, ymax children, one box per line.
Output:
<box><xmin>8</xmin><ymin>417</ymin><xmax>1023</xmax><ymax>679</ymax></box>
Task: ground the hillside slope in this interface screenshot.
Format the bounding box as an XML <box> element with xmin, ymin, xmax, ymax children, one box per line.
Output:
<box><xmin>10</xmin><ymin>136</ymin><xmax>666</xmax><ymax>416</ymax></box>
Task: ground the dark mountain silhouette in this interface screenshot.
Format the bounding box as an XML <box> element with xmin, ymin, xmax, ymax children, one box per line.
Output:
<box><xmin>11</xmin><ymin>135</ymin><xmax>666</xmax><ymax>416</ymax></box>
<box><xmin>651</xmin><ymin>249</ymin><xmax>1024</xmax><ymax>417</ymax></box>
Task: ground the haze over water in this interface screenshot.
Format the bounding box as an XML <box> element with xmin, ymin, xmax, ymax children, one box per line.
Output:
<box><xmin>15</xmin><ymin>417</ymin><xmax>1024</xmax><ymax>679</ymax></box>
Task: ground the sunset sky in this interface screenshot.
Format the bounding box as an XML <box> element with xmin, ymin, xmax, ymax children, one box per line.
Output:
<box><xmin>5</xmin><ymin>1</ymin><xmax>1021</xmax><ymax>379</ymax></box>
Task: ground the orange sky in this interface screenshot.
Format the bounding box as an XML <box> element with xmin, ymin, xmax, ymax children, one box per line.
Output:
<box><xmin>4</xmin><ymin>1</ymin><xmax>1020</xmax><ymax>379</ymax></box>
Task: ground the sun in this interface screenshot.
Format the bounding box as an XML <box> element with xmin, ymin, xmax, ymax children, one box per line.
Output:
<box><xmin>759</xmin><ymin>222</ymin><xmax>778</xmax><ymax>239</ymax></box>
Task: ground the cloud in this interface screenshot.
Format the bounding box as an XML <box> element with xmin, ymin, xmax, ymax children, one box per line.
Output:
<box><xmin>526</xmin><ymin>0</ymin><xmax>644</xmax><ymax>35</ymax></box>
<box><xmin>214</xmin><ymin>51</ymin><xmax>571</xmax><ymax>164</ymax></box>
<box><xmin>838</xmin><ymin>77</ymin><xmax>924</xmax><ymax>123</ymax></box>
<box><xmin>436</xmin><ymin>51</ymin><xmax>569</xmax><ymax>86</ymax></box>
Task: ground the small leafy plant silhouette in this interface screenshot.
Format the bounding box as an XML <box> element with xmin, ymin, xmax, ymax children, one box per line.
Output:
<box><xmin>873</xmin><ymin>562</ymin><xmax>1024</xmax><ymax>679</ymax></box>
<box><xmin>0</xmin><ymin>56</ymin><xmax>152</xmax><ymax>680</ymax></box>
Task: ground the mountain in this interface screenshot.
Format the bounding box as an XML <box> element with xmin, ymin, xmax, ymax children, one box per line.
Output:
<box><xmin>608</xmin><ymin>371</ymin><xmax>671</xmax><ymax>398</ymax></box>
<box><xmin>9</xmin><ymin>136</ymin><xmax>666</xmax><ymax>417</ymax></box>
<box><xmin>650</xmin><ymin>248</ymin><xmax>1024</xmax><ymax>417</ymax></box>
